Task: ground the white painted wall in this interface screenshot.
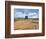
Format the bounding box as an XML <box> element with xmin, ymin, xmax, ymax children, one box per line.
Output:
<box><xmin>0</xmin><ymin>0</ymin><xmax>46</xmax><ymax>39</ymax></box>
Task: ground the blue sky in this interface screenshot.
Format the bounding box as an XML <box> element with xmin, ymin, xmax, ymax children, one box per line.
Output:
<box><xmin>14</xmin><ymin>8</ymin><xmax>39</xmax><ymax>18</ymax></box>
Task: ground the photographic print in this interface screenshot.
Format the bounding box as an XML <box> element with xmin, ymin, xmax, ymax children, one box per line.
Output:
<box><xmin>5</xmin><ymin>1</ymin><xmax>45</xmax><ymax>38</ymax></box>
<box><xmin>11</xmin><ymin>5</ymin><xmax>42</xmax><ymax>34</ymax></box>
<box><xmin>14</xmin><ymin>8</ymin><xmax>39</xmax><ymax>30</ymax></box>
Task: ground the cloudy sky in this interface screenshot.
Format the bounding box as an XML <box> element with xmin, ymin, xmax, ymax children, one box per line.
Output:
<box><xmin>14</xmin><ymin>8</ymin><xmax>39</xmax><ymax>18</ymax></box>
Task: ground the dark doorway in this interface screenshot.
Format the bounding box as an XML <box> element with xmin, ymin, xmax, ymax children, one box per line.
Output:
<box><xmin>25</xmin><ymin>16</ymin><xmax>28</xmax><ymax>19</ymax></box>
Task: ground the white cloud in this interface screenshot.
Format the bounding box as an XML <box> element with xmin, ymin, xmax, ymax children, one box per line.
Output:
<box><xmin>28</xmin><ymin>12</ymin><xmax>38</xmax><ymax>18</ymax></box>
<box><xmin>15</xmin><ymin>12</ymin><xmax>39</xmax><ymax>18</ymax></box>
<box><xmin>15</xmin><ymin>12</ymin><xmax>25</xmax><ymax>18</ymax></box>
